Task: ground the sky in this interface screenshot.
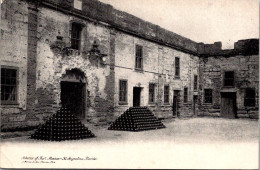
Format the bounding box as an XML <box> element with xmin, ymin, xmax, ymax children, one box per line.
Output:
<box><xmin>99</xmin><ymin>0</ymin><xmax>259</xmax><ymax>49</ymax></box>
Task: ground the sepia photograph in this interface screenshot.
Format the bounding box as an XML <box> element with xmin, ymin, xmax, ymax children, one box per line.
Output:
<box><xmin>0</xmin><ymin>0</ymin><xmax>259</xmax><ymax>169</ymax></box>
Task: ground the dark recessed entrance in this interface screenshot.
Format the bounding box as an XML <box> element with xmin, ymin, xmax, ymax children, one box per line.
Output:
<box><xmin>173</xmin><ymin>90</ymin><xmax>180</xmax><ymax>117</ymax></box>
<box><xmin>60</xmin><ymin>68</ymin><xmax>86</xmax><ymax>120</ymax></box>
<box><xmin>133</xmin><ymin>87</ymin><xmax>142</xmax><ymax>107</ymax></box>
<box><xmin>61</xmin><ymin>81</ymin><xmax>85</xmax><ymax>119</ymax></box>
<box><xmin>193</xmin><ymin>95</ymin><xmax>198</xmax><ymax>116</ymax></box>
<box><xmin>221</xmin><ymin>92</ymin><xmax>237</xmax><ymax>118</ymax></box>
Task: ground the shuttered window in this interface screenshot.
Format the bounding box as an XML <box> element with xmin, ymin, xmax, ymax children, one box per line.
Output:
<box><xmin>164</xmin><ymin>85</ymin><xmax>169</xmax><ymax>104</ymax></box>
<box><xmin>149</xmin><ymin>83</ymin><xmax>155</xmax><ymax>103</ymax></box>
<box><xmin>194</xmin><ymin>75</ymin><xmax>198</xmax><ymax>91</ymax></box>
<box><xmin>135</xmin><ymin>45</ymin><xmax>143</xmax><ymax>70</ymax></box>
<box><xmin>175</xmin><ymin>57</ymin><xmax>180</xmax><ymax>77</ymax></box>
<box><xmin>71</xmin><ymin>23</ymin><xmax>82</xmax><ymax>50</ymax></box>
<box><xmin>119</xmin><ymin>80</ymin><xmax>128</xmax><ymax>104</ymax></box>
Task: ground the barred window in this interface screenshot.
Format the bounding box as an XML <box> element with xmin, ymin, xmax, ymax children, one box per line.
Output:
<box><xmin>244</xmin><ymin>88</ymin><xmax>255</xmax><ymax>106</ymax></box>
<box><xmin>204</xmin><ymin>89</ymin><xmax>213</xmax><ymax>104</ymax></box>
<box><xmin>119</xmin><ymin>80</ymin><xmax>127</xmax><ymax>103</ymax></box>
<box><xmin>175</xmin><ymin>57</ymin><xmax>180</xmax><ymax>77</ymax></box>
<box><xmin>135</xmin><ymin>45</ymin><xmax>143</xmax><ymax>70</ymax></box>
<box><xmin>149</xmin><ymin>83</ymin><xmax>155</xmax><ymax>103</ymax></box>
<box><xmin>224</xmin><ymin>71</ymin><xmax>234</xmax><ymax>87</ymax></box>
<box><xmin>71</xmin><ymin>23</ymin><xmax>82</xmax><ymax>50</ymax></box>
<box><xmin>1</xmin><ymin>67</ymin><xmax>18</xmax><ymax>104</ymax></box>
<box><xmin>194</xmin><ymin>75</ymin><xmax>198</xmax><ymax>91</ymax></box>
<box><xmin>184</xmin><ymin>87</ymin><xmax>188</xmax><ymax>103</ymax></box>
<box><xmin>164</xmin><ymin>85</ymin><xmax>169</xmax><ymax>104</ymax></box>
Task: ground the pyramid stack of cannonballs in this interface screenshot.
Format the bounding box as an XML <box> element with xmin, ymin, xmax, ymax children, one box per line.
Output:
<box><xmin>31</xmin><ymin>107</ymin><xmax>95</xmax><ymax>141</ymax></box>
<box><xmin>108</xmin><ymin>107</ymin><xmax>166</xmax><ymax>132</ymax></box>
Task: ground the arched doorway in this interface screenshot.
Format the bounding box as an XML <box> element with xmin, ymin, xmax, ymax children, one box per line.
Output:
<box><xmin>60</xmin><ymin>68</ymin><xmax>86</xmax><ymax>119</ymax></box>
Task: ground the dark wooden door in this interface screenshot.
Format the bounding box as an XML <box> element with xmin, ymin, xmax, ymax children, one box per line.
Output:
<box><xmin>133</xmin><ymin>87</ymin><xmax>141</xmax><ymax>107</ymax></box>
<box><xmin>221</xmin><ymin>92</ymin><xmax>236</xmax><ymax>118</ymax></box>
<box><xmin>173</xmin><ymin>90</ymin><xmax>180</xmax><ymax>117</ymax></box>
<box><xmin>61</xmin><ymin>82</ymin><xmax>85</xmax><ymax>119</ymax></box>
<box><xmin>193</xmin><ymin>95</ymin><xmax>198</xmax><ymax>116</ymax></box>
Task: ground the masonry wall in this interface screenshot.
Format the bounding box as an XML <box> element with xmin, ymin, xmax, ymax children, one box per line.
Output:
<box><xmin>114</xmin><ymin>31</ymin><xmax>200</xmax><ymax>119</ymax></box>
<box><xmin>114</xmin><ymin>32</ymin><xmax>160</xmax><ymax>117</ymax></box>
<box><xmin>1</xmin><ymin>0</ymin><xmax>258</xmax><ymax>130</ymax></box>
<box><xmin>157</xmin><ymin>46</ymin><xmax>199</xmax><ymax>118</ymax></box>
<box><xmin>0</xmin><ymin>0</ymin><xmax>200</xmax><ymax>130</ymax></box>
<box><xmin>35</xmin><ymin>6</ymin><xmax>114</xmax><ymax>126</ymax></box>
<box><xmin>0</xmin><ymin>0</ymin><xmax>29</xmax><ymax>129</ymax></box>
<box><xmin>199</xmin><ymin>55</ymin><xmax>259</xmax><ymax>119</ymax></box>
<box><xmin>0</xmin><ymin>1</ymin><xmax>116</xmax><ymax>129</ymax></box>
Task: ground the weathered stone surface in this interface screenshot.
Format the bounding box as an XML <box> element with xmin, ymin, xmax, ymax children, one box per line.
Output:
<box><xmin>249</xmin><ymin>114</ymin><xmax>259</xmax><ymax>119</ymax></box>
<box><xmin>199</xmin><ymin>54</ymin><xmax>259</xmax><ymax>119</ymax></box>
<box><xmin>237</xmin><ymin>110</ymin><xmax>248</xmax><ymax>115</ymax></box>
<box><xmin>114</xmin><ymin>32</ymin><xmax>199</xmax><ymax>118</ymax></box>
<box><xmin>208</xmin><ymin>109</ymin><xmax>220</xmax><ymax>113</ymax></box>
<box><xmin>198</xmin><ymin>39</ymin><xmax>259</xmax><ymax>56</ymax></box>
<box><xmin>0</xmin><ymin>0</ymin><xmax>258</xmax><ymax>130</ymax></box>
<box><xmin>237</xmin><ymin>114</ymin><xmax>250</xmax><ymax>118</ymax></box>
<box><xmin>0</xmin><ymin>0</ymin><xmax>29</xmax><ymax>129</ymax></box>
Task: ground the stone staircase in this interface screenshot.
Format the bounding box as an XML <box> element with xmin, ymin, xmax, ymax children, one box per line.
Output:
<box><xmin>108</xmin><ymin>107</ymin><xmax>166</xmax><ymax>132</ymax></box>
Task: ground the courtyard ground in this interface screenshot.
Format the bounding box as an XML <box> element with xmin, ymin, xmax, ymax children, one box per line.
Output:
<box><xmin>1</xmin><ymin>117</ymin><xmax>259</xmax><ymax>169</ymax></box>
<box><xmin>1</xmin><ymin>117</ymin><xmax>258</xmax><ymax>143</ymax></box>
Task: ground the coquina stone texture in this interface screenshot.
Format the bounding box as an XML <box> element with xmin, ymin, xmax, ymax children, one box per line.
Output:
<box><xmin>0</xmin><ymin>0</ymin><xmax>258</xmax><ymax>130</ymax></box>
<box><xmin>198</xmin><ymin>54</ymin><xmax>259</xmax><ymax>118</ymax></box>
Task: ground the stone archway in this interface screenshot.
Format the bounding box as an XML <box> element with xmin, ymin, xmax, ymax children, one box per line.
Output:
<box><xmin>60</xmin><ymin>68</ymin><xmax>86</xmax><ymax>119</ymax></box>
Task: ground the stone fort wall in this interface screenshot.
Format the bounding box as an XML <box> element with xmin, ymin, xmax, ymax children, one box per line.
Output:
<box><xmin>0</xmin><ymin>0</ymin><xmax>258</xmax><ymax>130</ymax></box>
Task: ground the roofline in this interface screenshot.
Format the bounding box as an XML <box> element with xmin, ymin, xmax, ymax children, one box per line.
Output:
<box><xmin>39</xmin><ymin>0</ymin><xmax>200</xmax><ymax>56</ymax></box>
<box><xmin>22</xmin><ymin>0</ymin><xmax>260</xmax><ymax>57</ymax></box>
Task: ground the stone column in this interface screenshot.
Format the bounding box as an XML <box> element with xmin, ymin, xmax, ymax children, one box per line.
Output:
<box><xmin>25</xmin><ymin>2</ymin><xmax>39</xmax><ymax>123</ymax></box>
<box><xmin>104</xmin><ymin>29</ymin><xmax>116</xmax><ymax>122</ymax></box>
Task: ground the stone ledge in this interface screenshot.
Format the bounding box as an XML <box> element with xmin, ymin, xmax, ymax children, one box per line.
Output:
<box><xmin>1</xmin><ymin>108</ymin><xmax>22</xmax><ymax>115</ymax></box>
<box><xmin>237</xmin><ymin>114</ymin><xmax>250</xmax><ymax>118</ymax></box>
<box><xmin>198</xmin><ymin>111</ymin><xmax>220</xmax><ymax>117</ymax></box>
<box><xmin>208</xmin><ymin>109</ymin><xmax>220</xmax><ymax>113</ymax></box>
<box><xmin>237</xmin><ymin>110</ymin><xmax>248</xmax><ymax>115</ymax></box>
<box><xmin>249</xmin><ymin>114</ymin><xmax>259</xmax><ymax>119</ymax></box>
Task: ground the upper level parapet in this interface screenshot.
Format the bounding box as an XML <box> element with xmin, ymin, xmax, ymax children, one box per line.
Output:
<box><xmin>198</xmin><ymin>39</ymin><xmax>259</xmax><ymax>56</ymax></box>
<box><xmin>12</xmin><ymin>0</ymin><xmax>260</xmax><ymax>57</ymax></box>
